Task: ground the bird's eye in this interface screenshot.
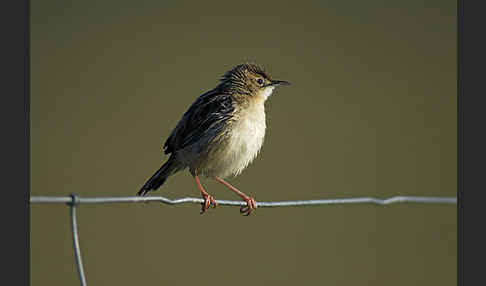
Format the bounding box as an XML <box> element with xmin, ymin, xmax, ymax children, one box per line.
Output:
<box><xmin>257</xmin><ymin>78</ymin><xmax>264</xmax><ymax>85</ymax></box>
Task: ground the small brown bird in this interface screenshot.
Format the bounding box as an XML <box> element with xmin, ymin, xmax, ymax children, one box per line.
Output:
<box><xmin>138</xmin><ymin>63</ymin><xmax>290</xmax><ymax>215</ymax></box>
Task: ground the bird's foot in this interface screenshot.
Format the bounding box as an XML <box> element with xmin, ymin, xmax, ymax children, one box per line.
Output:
<box><xmin>239</xmin><ymin>196</ymin><xmax>257</xmax><ymax>216</ymax></box>
<box><xmin>201</xmin><ymin>193</ymin><xmax>217</xmax><ymax>214</ymax></box>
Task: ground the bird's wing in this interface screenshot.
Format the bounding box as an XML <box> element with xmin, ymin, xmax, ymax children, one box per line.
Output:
<box><xmin>163</xmin><ymin>88</ymin><xmax>234</xmax><ymax>155</ymax></box>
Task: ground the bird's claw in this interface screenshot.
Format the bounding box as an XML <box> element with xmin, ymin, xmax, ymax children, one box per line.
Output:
<box><xmin>200</xmin><ymin>193</ymin><xmax>217</xmax><ymax>214</ymax></box>
<box><xmin>239</xmin><ymin>196</ymin><xmax>257</xmax><ymax>216</ymax></box>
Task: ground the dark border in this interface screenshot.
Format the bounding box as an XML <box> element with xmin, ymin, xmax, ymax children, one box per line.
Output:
<box><xmin>2</xmin><ymin>0</ymin><xmax>30</xmax><ymax>285</ymax></box>
<box><xmin>457</xmin><ymin>0</ymin><xmax>463</xmax><ymax>285</ymax></box>
<box><xmin>460</xmin><ymin>0</ymin><xmax>486</xmax><ymax>285</ymax></box>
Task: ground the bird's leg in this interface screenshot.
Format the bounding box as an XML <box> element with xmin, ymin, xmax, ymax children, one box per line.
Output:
<box><xmin>214</xmin><ymin>176</ymin><xmax>257</xmax><ymax>216</ymax></box>
<box><xmin>193</xmin><ymin>174</ymin><xmax>217</xmax><ymax>213</ymax></box>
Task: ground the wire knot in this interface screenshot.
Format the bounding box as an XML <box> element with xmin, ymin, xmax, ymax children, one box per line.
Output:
<box><xmin>68</xmin><ymin>193</ymin><xmax>81</xmax><ymax>206</ymax></box>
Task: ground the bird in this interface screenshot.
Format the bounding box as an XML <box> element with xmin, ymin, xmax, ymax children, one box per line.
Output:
<box><xmin>137</xmin><ymin>63</ymin><xmax>290</xmax><ymax>215</ymax></box>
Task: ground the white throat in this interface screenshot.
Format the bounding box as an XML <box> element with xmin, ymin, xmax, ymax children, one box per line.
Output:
<box><xmin>260</xmin><ymin>86</ymin><xmax>275</xmax><ymax>101</ymax></box>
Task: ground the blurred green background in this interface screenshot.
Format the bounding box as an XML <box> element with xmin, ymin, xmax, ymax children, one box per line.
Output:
<box><xmin>30</xmin><ymin>0</ymin><xmax>456</xmax><ymax>285</ymax></box>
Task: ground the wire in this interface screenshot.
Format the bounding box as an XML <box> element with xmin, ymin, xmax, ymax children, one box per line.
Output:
<box><xmin>68</xmin><ymin>195</ymin><xmax>87</xmax><ymax>286</ymax></box>
<box><xmin>31</xmin><ymin>194</ymin><xmax>456</xmax><ymax>286</ymax></box>
<box><xmin>31</xmin><ymin>195</ymin><xmax>457</xmax><ymax>207</ymax></box>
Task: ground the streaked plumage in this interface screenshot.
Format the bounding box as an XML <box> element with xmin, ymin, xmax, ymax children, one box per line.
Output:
<box><xmin>138</xmin><ymin>63</ymin><xmax>290</xmax><ymax>215</ymax></box>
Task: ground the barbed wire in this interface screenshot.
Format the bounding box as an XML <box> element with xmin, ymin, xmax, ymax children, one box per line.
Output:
<box><xmin>30</xmin><ymin>194</ymin><xmax>457</xmax><ymax>286</ymax></box>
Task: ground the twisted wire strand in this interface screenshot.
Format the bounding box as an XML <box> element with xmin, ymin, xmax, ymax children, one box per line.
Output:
<box><xmin>30</xmin><ymin>195</ymin><xmax>457</xmax><ymax>207</ymax></box>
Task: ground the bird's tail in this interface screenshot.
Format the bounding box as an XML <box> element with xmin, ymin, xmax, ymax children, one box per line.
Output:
<box><xmin>138</xmin><ymin>156</ymin><xmax>181</xmax><ymax>196</ymax></box>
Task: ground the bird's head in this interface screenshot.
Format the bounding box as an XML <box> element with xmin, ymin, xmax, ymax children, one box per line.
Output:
<box><xmin>219</xmin><ymin>63</ymin><xmax>290</xmax><ymax>100</ymax></box>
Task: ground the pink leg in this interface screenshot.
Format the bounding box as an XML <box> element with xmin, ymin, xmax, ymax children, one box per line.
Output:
<box><xmin>214</xmin><ymin>176</ymin><xmax>257</xmax><ymax>216</ymax></box>
<box><xmin>193</xmin><ymin>175</ymin><xmax>217</xmax><ymax>214</ymax></box>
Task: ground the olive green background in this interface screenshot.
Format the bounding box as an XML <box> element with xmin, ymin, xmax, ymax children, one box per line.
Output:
<box><xmin>31</xmin><ymin>1</ymin><xmax>457</xmax><ymax>285</ymax></box>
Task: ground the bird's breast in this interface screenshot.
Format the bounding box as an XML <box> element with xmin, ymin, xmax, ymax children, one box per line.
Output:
<box><xmin>204</xmin><ymin>99</ymin><xmax>267</xmax><ymax>178</ymax></box>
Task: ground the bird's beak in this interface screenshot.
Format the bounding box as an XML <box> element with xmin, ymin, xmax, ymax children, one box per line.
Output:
<box><xmin>270</xmin><ymin>80</ymin><xmax>291</xmax><ymax>87</ymax></box>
